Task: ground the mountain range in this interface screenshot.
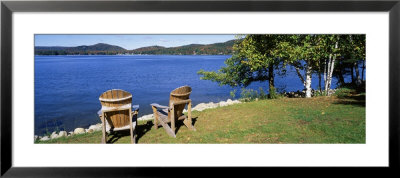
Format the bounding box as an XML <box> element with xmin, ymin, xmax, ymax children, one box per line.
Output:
<box><xmin>35</xmin><ymin>40</ymin><xmax>236</xmax><ymax>55</ymax></box>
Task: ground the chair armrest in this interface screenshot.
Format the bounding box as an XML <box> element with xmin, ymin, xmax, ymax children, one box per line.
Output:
<box><xmin>150</xmin><ymin>103</ymin><xmax>169</xmax><ymax>110</ymax></box>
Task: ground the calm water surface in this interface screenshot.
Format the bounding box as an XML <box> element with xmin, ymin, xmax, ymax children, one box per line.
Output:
<box><xmin>34</xmin><ymin>55</ymin><xmax>352</xmax><ymax>135</ymax></box>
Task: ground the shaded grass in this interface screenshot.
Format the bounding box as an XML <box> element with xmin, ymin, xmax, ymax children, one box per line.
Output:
<box><xmin>37</xmin><ymin>94</ymin><xmax>365</xmax><ymax>144</ymax></box>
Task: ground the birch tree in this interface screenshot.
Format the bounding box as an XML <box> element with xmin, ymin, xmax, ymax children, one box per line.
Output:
<box><xmin>322</xmin><ymin>35</ymin><xmax>341</xmax><ymax>95</ymax></box>
<box><xmin>281</xmin><ymin>35</ymin><xmax>320</xmax><ymax>98</ymax></box>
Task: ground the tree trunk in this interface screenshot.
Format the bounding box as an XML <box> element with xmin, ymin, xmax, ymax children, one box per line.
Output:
<box><xmin>318</xmin><ymin>70</ymin><xmax>322</xmax><ymax>93</ymax></box>
<box><xmin>338</xmin><ymin>69</ymin><xmax>345</xmax><ymax>86</ymax></box>
<box><xmin>327</xmin><ymin>53</ymin><xmax>336</xmax><ymax>95</ymax></box>
<box><xmin>323</xmin><ymin>58</ymin><xmax>327</xmax><ymax>92</ymax></box>
<box><xmin>354</xmin><ymin>61</ymin><xmax>361</xmax><ymax>86</ymax></box>
<box><xmin>324</xmin><ymin>54</ymin><xmax>332</xmax><ymax>95</ymax></box>
<box><xmin>305</xmin><ymin>62</ymin><xmax>312</xmax><ymax>98</ymax></box>
<box><xmin>294</xmin><ymin>65</ymin><xmax>306</xmax><ymax>87</ymax></box>
<box><xmin>351</xmin><ymin>66</ymin><xmax>354</xmax><ymax>84</ymax></box>
<box><xmin>268</xmin><ymin>64</ymin><xmax>275</xmax><ymax>93</ymax></box>
<box><xmin>361</xmin><ymin>59</ymin><xmax>365</xmax><ymax>81</ymax></box>
<box><xmin>325</xmin><ymin>41</ymin><xmax>338</xmax><ymax>96</ymax></box>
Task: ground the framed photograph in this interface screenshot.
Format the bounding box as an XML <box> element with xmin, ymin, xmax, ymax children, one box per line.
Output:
<box><xmin>1</xmin><ymin>0</ymin><xmax>399</xmax><ymax>176</ymax></box>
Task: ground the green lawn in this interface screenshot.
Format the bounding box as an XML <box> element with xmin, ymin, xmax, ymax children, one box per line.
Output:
<box><xmin>36</xmin><ymin>92</ymin><xmax>365</xmax><ymax>144</ymax></box>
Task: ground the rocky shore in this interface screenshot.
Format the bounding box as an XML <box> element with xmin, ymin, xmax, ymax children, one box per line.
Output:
<box><xmin>35</xmin><ymin>98</ymin><xmax>242</xmax><ymax>142</ymax></box>
<box><xmin>35</xmin><ymin>89</ymin><xmax>339</xmax><ymax>142</ymax></box>
<box><xmin>282</xmin><ymin>89</ymin><xmax>337</xmax><ymax>98</ymax></box>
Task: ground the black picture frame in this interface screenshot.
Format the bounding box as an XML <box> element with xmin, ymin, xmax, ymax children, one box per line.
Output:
<box><xmin>1</xmin><ymin>0</ymin><xmax>399</xmax><ymax>177</ymax></box>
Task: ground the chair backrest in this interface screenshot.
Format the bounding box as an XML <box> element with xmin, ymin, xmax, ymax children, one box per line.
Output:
<box><xmin>168</xmin><ymin>86</ymin><xmax>191</xmax><ymax>120</ymax></box>
<box><xmin>99</xmin><ymin>89</ymin><xmax>132</xmax><ymax>128</ymax></box>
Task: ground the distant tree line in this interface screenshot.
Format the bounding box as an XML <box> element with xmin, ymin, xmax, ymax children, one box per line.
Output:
<box><xmin>35</xmin><ymin>40</ymin><xmax>235</xmax><ymax>56</ymax></box>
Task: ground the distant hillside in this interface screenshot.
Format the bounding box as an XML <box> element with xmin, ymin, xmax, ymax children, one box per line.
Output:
<box><xmin>35</xmin><ymin>40</ymin><xmax>236</xmax><ymax>55</ymax></box>
<box><xmin>129</xmin><ymin>40</ymin><xmax>235</xmax><ymax>55</ymax></box>
<box><xmin>132</xmin><ymin>45</ymin><xmax>166</xmax><ymax>53</ymax></box>
<box><xmin>35</xmin><ymin>43</ymin><xmax>127</xmax><ymax>55</ymax></box>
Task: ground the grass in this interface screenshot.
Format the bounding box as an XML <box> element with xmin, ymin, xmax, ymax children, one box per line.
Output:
<box><xmin>36</xmin><ymin>90</ymin><xmax>365</xmax><ymax>144</ymax></box>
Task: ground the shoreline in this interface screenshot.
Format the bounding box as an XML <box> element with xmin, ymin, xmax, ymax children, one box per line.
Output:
<box><xmin>36</xmin><ymin>98</ymin><xmax>242</xmax><ymax>141</ymax></box>
<box><xmin>35</xmin><ymin>88</ymin><xmax>338</xmax><ymax>142</ymax></box>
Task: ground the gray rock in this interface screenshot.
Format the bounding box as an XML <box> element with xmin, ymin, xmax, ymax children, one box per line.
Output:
<box><xmin>138</xmin><ymin>114</ymin><xmax>154</xmax><ymax>121</ymax></box>
<box><xmin>88</xmin><ymin>124</ymin><xmax>101</xmax><ymax>132</ymax></box>
<box><xmin>232</xmin><ymin>100</ymin><xmax>241</xmax><ymax>104</ymax></box>
<box><xmin>219</xmin><ymin>101</ymin><xmax>228</xmax><ymax>107</ymax></box>
<box><xmin>40</xmin><ymin>136</ymin><xmax>50</xmax><ymax>141</ymax></box>
<box><xmin>58</xmin><ymin>131</ymin><xmax>67</xmax><ymax>137</ymax></box>
<box><xmin>193</xmin><ymin>102</ymin><xmax>218</xmax><ymax>111</ymax></box>
<box><xmin>74</xmin><ymin>128</ymin><xmax>85</xmax><ymax>135</ymax></box>
<box><xmin>50</xmin><ymin>132</ymin><xmax>58</xmax><ymax>139</ymax></box>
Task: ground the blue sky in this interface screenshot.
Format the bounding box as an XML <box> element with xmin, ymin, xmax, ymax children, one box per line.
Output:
<box><xmin>35</xmin><ymin>35</ymin><xmax>236</xmax><ymax>50</ymax></box>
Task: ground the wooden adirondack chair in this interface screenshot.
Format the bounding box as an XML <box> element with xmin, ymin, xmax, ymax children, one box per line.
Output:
<box><xmin>98</xmin><ymin>89</ymin><xmax>139</xmax><ymax>144</ymax></box>
<box><xmin>150</xmin><ymin>86</ymin><xmax>196</xmax><ymax>138</ymax></box>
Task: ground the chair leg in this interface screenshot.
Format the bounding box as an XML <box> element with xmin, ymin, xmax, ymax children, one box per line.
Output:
<box><xmin>129</xmin><ymin>108</ymin><xmax>134</xmax><ymax>144</ymax></box>
<box><xmin>101</xmin><ymin>112</ymin><xmax>106</xmax><ymax>144</ymax></box>
<box><xmin>188</xmin><ymin>101</ymin><xmax>195</xmax><ymax>131</ymax></box>
<box><xmin>151</xmin><ymin>106</ymin><xmax>158</xmax><ymax>129</ymax></box>
<box><xmin>133</xmin><ymin>121</ymin><xmax>137</xmax><ymax>144</ymax></box>
<box><xmin>170</xmin><ymin>106</ymin><xmax>175</xmax><ymax>134</ymax></box>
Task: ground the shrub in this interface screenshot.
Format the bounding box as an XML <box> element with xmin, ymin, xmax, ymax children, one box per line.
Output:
<box><xmin>240</xmin><ymin>88</ymin><xmax>259</xmax><ymax>102</ymax></box>
<box><xmin>333</xmin><ymin>87</ymin><xmax>353</xmax><ymax>98</ymax></box>
<box><xmin>230</xmin><ymin>89</ymin><xmax>237</xmax><ymax>99</ymax></box>
<box><xmin>258</xmin><ymin>87</ymin><xmax>268</xmax><ymax>100</ymax></box>
<box><xmin>268</xmin><ymin>86</ymin><xmax>278</xmax><ymax>99</ymax></box>
<box><xmin>313</xmin><ymin>90</ymin><xmax>327</xmax><ymax>97</ymax></box>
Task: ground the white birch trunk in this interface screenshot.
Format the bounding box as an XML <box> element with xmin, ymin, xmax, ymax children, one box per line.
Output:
<box><xmin>326</xmin><ymin>41</ymin><xmax>338</xmax><ymax>96</ymax></box>
<box><xmin>305</xmin><ymin>62</ymin><xmax>312</xmax><ymax>98</ymax></box>
<box><xmin>327</xmin><ymin>54</ymin><xmax>336</xmax><ymax>93</ymax></box>
<box><xmin>294</xmin><ymin>66</ymin><xmax>306</xmax><ymax>87</ymax></box>
<box><xmin>324</xmin><ymin>54</ymin><xmax>332</xmax><ymax>94</ymax></box>
<box><xmin>323</xmin><ymin>58</ymin><xmax>327</xmax><ymax>94</ymax></box>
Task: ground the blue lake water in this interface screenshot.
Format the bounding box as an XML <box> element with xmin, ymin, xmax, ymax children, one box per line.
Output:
<box><xmin>34</xmin><ymin>55</ymin><xmax>357</xmax><ymax>135</ymax></box>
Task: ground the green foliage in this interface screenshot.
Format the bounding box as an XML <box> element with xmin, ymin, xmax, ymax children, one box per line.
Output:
<box><xmin>198</xmin><ymin>34</ymin><xmax>366</xmax><ymax>98</ymax></box>
<box><xmin>268</xmin><ymin>86</ymin><xmax>278</xmax><ymax>99</ymax></box>
<box><xmin>238</xmin><ymin>87</ymin><xmax>277</xmax><ymax>101</ymax></box>
<box><xmin>313</xmin><ymin>90</ymin><xmax>327</xmax><ymax>97</ymax></box>
<box><xmin>239</xmin><ymin>88</ymin><xmax>259</xmax><ymax>102</ymax></box>
<box><xmin>197</xmin><ymin>54</ymin><xmax>255</xmax><ymax>87</ymax></box>
<box><xmin>198</xmin><ymin>35</ymin><xmax>286</xmax><ymax>94</ymax></box>
<box><xmin>229</xmin><ymin>89</ymin><xmax>237</xmax><ymax>99</ymax></box>
<box><xmin>258</xmin><ymin>87</ymin><xmax>268</xmax><ymax>100</ymax></box>
<box><xmin>333</xmin><ymin>87</ymin><xmax>353</xmax><ymax>98</ymax></box>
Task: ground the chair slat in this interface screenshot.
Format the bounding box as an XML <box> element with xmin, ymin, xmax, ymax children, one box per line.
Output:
<box><xmin>99</xmin><ymin>89</ymin><xmax>137</xmax><ymax>143</ymax></box>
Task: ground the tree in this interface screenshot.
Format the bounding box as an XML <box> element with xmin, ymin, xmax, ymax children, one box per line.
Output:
<box><xmin>333</xmin><ymin>34</ymin><xmax>366</xmax><ymax>87</ymax></box>
<box><xmin>348</xmin><ymin>34</ymin><xmax>366</xmax><ymax>86</ymax></box>
<box><xmin>280</xmin><ymin>35</ymin><xmax>321</xmax><ymax>98</ymax></box>
<box><xmin>321</xmin><ymin>35</ymin><xmax>341</xmax><ymax>95</ymax></box>
<box><xmin>198</xmin><ymin>35</ymin><xmax>285</xmax><ymax>96</ymax></box>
